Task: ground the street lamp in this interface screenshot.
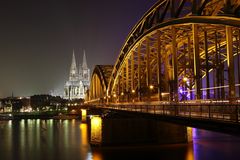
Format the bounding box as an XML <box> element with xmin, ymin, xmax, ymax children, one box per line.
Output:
<box><xmin>149</xmin><ymin>85</ymin><xmax>154</xmax><ymax>101</ymax></box>
<box><xmin>131</xmin><ymin>90</ymin><xmax>135</xmax><ymax>102</ymax></box>
<box><xmin>149</xmin><ymin>85</ymin><xmax>154</xmax><ymax>90</ymax></box>
<box><xmin>113</xmin><ymin>93</ymin><xmax>117</xmax><ymax>103</ymax></box>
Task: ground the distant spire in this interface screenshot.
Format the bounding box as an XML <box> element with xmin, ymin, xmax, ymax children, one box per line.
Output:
<box><xmin>69</xmin><ymin>50</ymin><xmax>78</xmax><ymax>81</ymax></box>
<box><xmin>82</xmin><ymin>50</ymin><xmax>88</xmax><ymax>69</ymax></box>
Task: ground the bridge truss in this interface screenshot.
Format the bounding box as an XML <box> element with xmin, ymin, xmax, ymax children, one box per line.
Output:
<box><xmin>89</xmin><ymin>0</ymin><xmax>240</xmax><ymax>104</ymax></box>
<box><xmin>106</xmin><ymin>0</ymin><xmax>240</xmax><ymax>103</ymax></box>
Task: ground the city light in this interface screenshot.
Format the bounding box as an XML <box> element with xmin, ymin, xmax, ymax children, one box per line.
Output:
<box><xmin>183</xmin><ymin>77</ymin><xmax>188</xmax><ymax>82</ymax></box>
<box><xmin>149</xmin><ymin>85</ymin><xmax>154</xmax><ymax>90</ymax></box>
<box><xmin>71</xmin><ymin>109</ymin><xmax>76</xmax><ymax>114</ymax></box>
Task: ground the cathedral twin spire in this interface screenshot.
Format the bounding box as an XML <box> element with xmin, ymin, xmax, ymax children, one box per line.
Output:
<box><xmin>69</xmin><ymin>50</ymin><xmax>78</xmax><ymax>81</ymax></box>
<box><xmin>82</xmin><ymin>50</ymin><xmax>88</xmax><ymax>69</ymax></box>
<box><xmin>64</xmin><ymin>50</ymin><xmax>90</xmax><ymax>100</ymax></box>
<box><xmin>69</xmin><ymin>50</ymin><xmax>88</xmax><ymax>81</ymax></box>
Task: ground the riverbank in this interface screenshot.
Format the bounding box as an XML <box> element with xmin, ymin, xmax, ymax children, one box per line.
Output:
<box><xmin>0</xmin><ymin>111</ymin><xmax>80</xmax><ymax>120</ymax></box>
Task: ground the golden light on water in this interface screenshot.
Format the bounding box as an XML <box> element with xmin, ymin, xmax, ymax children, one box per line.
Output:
<box><xmin>72</xmin><ymin>119</ymin><xmax>76</xmax><ymax>125</ymax></box>
<box><xmin>80</xmin><ymin>123</ymin><xmax>88</xmax><ymax>145</ymax></box>
<box><xmin>92</xmin><ymin>152</ymin><xmax>103</xmax><ymax>160</ymax></box>
<box><xmin>90</xmin><ymin>116</ymin><xmax>102</xmax><ymax>144</ymax></box>
<box><xmin>81</xmin><ymin>109</ymin><xmax>87</xmax><ymax>122</ymax></box>
<box><xmin>186</xmin><ymin>127</ymin><xmax>194</xmax><ymax>160</ymax></box>
<box><xmin>186</xmin><ymin>144</ymin><xmax>194</xmax><ymax>160</ymax></box>
<box><xmin>187</xmin><ymin>127</ymin><xmax>193</xmax><ymax>142</ymax></box>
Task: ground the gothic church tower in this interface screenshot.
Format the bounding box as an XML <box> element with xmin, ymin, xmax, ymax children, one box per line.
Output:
<box><xmin>69</xmin><ymin>51</ymin><xmax>78</xmax><ymax>81</ymax></box>
<box><xmin>64</xmin><ymin>50</ymin><xmax>90</xmax><ymax>100</ymax></box>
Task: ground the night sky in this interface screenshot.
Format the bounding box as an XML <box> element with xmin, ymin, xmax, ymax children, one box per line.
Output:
<box><xmin>0</xmin><ymin>0</ymin><xmax>157</xmax><ymax>97</ymax></box>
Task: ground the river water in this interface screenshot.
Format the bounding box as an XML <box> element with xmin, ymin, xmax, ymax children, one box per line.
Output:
<box><xmin>0</xmin><ymin>119</ymin><xmax>240</xmax><ymax>160</ymax></box>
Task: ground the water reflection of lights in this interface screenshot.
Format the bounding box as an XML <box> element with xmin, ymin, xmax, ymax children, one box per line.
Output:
<box><xmin>28</xmin><ymin>119</ymin><xmax>32</xmax><ymax>125</ymax></box>
<box><xmin>21</xmin><ymin>119</ymin><xmax>25</xmax><ymax>126</ymax></box>
<box><xmin>187</xmin><ymin>127</ymin><xmax>193</xmax><ymax>142</ymax></box>
<box><xmin>86</xmin><ymin>152</ymin><xmax>93</xmax><ymax>160</ymax></box>
<box><xmin>92</xmin><ymin>152</ymin><xmax>103</xmax><ymax>160</ymax></box>
<box><xmin>72</xmin><ymin>119</ymin><xmax>76</xmax><ymax>126</ymax></box>
<box><xmin>86</xmin><ymin>150</ymin><xmax>102</xmax><ymax>160</ymax></box>
<box><xmin>192</xmin><ymin>128</ymin><xmax>198</xmax><ymax>160</ymax></box>
<box><xmin>80</xmin><ymin>123</ymin><xmax>88</xmax><ymax>145</ymax></box>
<box><xmin>186</xmin><ymin>143</ymin><xmax>194</xmax><ymax>160</ymax></box>
<box><xmin>8</xmin><ymin>120</ymin><xmax>12</xmax><ymax>126</ymax></box>
<box><xmin>90</xmin><ymin>116</ymin><xmax>102</xmax><ymax>144</ymax></box>
<box><xmin>91</xmin><ymin>116</ymin><xmax>101</xmax><ymax>128</ymax></box>
<box><xmin>81</xmin><ymin>109</ymin><xmax>87</xmax><ymax>122</ymax></box>
<box><xmin>49</xmin><ymin>119</ymin><xmax>53</xmax><ymax>125</ymax></box>
<box><xmin>36</xmin><ymin>119</ymin><xmax>40</xmax><ymax>125</ymax></box>
<box><xmin>186</xmin><ymin>127</ymin><xmax>194</xmax><ymax>160</ymax></box>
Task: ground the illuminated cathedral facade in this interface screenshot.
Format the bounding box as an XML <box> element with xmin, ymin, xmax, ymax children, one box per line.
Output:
<box><xmin>64</xmin><ymin>50</ymin><xmax>90</xmax><ymax>100</ymax></box>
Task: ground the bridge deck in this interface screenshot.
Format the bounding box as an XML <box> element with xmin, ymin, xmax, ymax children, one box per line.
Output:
<box><xmin>89</xmin><ymin>103</ymin><xmax>240</xmax><ymax>135</ymax></box>
<box><xmin>98</xmin><ymin>103</ymin><xmax>239</xmax><ymax>122</ymax></box>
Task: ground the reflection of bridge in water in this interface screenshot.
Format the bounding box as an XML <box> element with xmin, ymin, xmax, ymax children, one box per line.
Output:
<box><xmin>86</xmin><ymin>0</ymin><xmax>240</xmax><ymax>132</ymax></box>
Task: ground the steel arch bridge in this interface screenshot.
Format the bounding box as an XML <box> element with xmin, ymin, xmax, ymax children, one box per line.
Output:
<box><xmin>88</xmin><ymin>0</ymin><xmax>240</xmax><ymax>104</ymax></box>
<box><xmin>87</xmin><ymin>65</ymin><xmax>113</xmax><ymax>103</ymax></box>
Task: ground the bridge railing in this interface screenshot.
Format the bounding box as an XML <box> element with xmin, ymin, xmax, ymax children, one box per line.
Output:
<box><xmin>97</xmin><ymin>103</ymin><xmax>240</xmax><ymax>123</ymax></box>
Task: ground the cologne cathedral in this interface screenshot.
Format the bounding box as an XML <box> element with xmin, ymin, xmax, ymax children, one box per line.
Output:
<box><xmin>64</xmin><ymin>50</ymin><xmax>90</xmax><ymax>100</ymax></box>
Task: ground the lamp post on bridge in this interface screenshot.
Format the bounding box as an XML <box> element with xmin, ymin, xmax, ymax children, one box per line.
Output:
<box><xmin>113</xmin><ymin>93</ymin><xmax>117</xmax><ymax>103</ymax></box>
<box><xmin>149</xmin><ymin>85</ymin><xmax>154</xmax><ymax>102</ymax></box>
<box><xmin>120</xmin><ymin>92</ymin><xmax>124</xmax><ymax>102</ymax></box>
<box><xmin>131</xmin><ymin>89</ymin><xmax>135</xmax><ymax>102</ymax></box>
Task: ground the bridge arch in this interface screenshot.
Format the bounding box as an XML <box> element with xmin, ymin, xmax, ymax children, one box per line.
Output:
<box><xmin>88</xmin><ymin>65</ymin><xmax>113</xmax><ymax>103</ymax></box>
<box><xmin>106</xmin><ymin>0</ymin><xmax>240</xmax><ymax>103</ymax></box>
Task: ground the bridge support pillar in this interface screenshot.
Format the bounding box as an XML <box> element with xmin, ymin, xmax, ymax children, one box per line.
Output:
<box><xmin>131</xmin><ymin>52</ymin><xmax>135</xmax><ymax>102</ymax></box>
<box><xmin>193</xmin><ymin>24</ymin><xmax>201</xmax><ymax>100</ymax></box>
<box><xmin>146</xmin><ymin>37</ymin><xmax>151</xmax><ymax>101</ymax></box>
<box><xmin>171</xmin><ymin>26</ymin><xmax>178</xmax><ymax>101</ymax></box>
<box><xmin>89</xmin><ymin>116</ymin><xmax>187</xmax><ymax>146</ymax></box>
<box><xmin>226</xmin><ymin>26</ymin><xmax>235</xmax><ymax>100</ymax></box>
<box><xmin>187</xmin><ymin>37</ymin><xmax>194</xmax><ymax>100</ymax></box>
<box><xmin>157</xmin><ymin>31</ymin><xmax>162</xmax><ymax>101</ymax></box>
<box><xmin>237</xmin><ymin>31</ymin><xmax>240</xmax><ymax>97</ymax></box>
<box><xmin>137</xmin><ymin>44</ymin><xmax>142</xmax><ymax>101</ymax></box>
<box><xmin>204</xmin><ymin>31</ymin><xmax>210</xmax><ymax>99</ymax></box>
<box><xmin>126</xmin><ymin>57</ymin><xmax>129</xmax><ymax>102</ymax></box>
